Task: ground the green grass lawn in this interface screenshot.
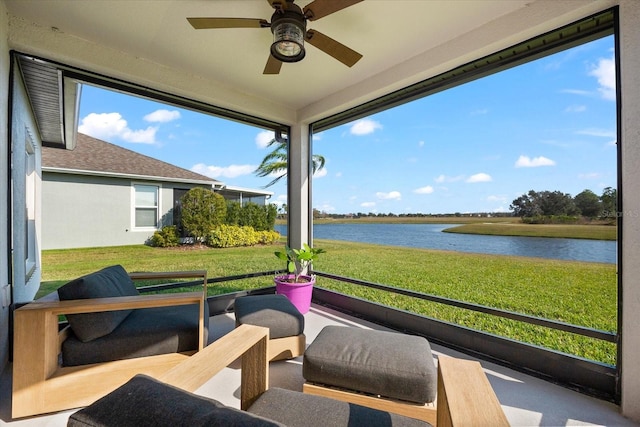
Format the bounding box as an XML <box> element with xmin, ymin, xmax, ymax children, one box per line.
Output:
<box><xmin>40</xmin><ymin>238</ymin><xmax>617</xmax><ymax>365</ymax></box>
<box><xmin>443</xmin><ymin>223</ymin><xmax>616</xmax><ymax>240</ymax></box>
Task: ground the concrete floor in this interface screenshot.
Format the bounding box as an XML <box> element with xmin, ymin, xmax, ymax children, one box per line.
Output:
<box><xmin>1</xmin><ymin>303</ymin><xmax>637</xmax><ymax>426</ymax></box>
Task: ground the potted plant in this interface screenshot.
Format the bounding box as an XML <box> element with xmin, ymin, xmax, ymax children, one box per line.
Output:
<box><xmin>274</xmin><ymin>243</ymin><xmax>325</xmax><ymax>314</ymax></box>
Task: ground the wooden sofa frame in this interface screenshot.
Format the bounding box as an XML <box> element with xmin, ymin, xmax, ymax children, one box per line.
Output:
<box><xmin>12</xmin><ymin>270</ymin><xmax>208</xmax><ymax>419</ymax></box>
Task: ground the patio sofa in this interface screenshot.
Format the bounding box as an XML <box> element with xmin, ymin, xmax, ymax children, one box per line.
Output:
<box><xmin>67</xmin><ymin>324</ymin><xmax>510</xmax><ymax>427</ymax></box>
<box><xmin>56</xmin><ymin>265</ymin><xmax>209</xmax><ymax>366</ymax></box>
<box><xmin>12</xmin><ymin>265</ymin><xmax>208</xmax><ymax>418</ymax></box>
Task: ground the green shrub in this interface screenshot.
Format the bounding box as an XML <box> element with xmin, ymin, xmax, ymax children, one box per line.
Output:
<box><xmin>148</xmin><ymin>225</ymin><xmax>180</xmax><ymax>247</ymax></box>
<box><xmin>226</xmin><ymin>201</ymin><xmax>242</xmax><ymax>226</ymax></box>
<box><xmin>181</xmin><ymin>188</ymin><xmax>227</xmax><ymax>242</ymax></box>
<box><xmin>207</xmin><ymin>225</ymin><xmax>257</xmax><ymax>248</ymax></box>
<box><xmin>257</xmin><ymin>230</ymin><xmax>280</xmax><ymax>244</ymax></box>
<box><xmin>522</xmin><ymin>215</ymin><xmax>579</xmax><ymax>224</ymax></box>
<box><xmin>206</xmin><ymin>225</ymin><xmax>281</xmax><ymax>248</ymax></box>
<box><xmin>265</xmin><ymin>203</ymin><xmax>278</xmax><ymax>230</ymax></box>
<box><xmin>226</xmin><ymin>201</ymin><xmax>278</xmax><ymax>231</ymax></box>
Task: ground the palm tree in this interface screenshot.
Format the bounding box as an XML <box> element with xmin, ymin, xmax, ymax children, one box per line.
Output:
<box><xmin>254</xmin><ymin>138</ymin><xmax>326</xmax><ymax>188</ymax></box>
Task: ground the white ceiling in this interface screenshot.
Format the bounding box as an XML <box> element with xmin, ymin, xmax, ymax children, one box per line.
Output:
<box><xmin>5</xmin><ymin>0</ymin><xmax>613</xmax><ymax>125</ymax></box>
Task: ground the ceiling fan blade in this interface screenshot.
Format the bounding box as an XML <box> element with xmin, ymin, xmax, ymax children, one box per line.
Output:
<box><xmin>263</xmin><ymin>55</ymin><xmax>283</xmax><ymax>74</ymax></box>
<box><xmin>303</xmin><ymin>0</ymin><xmax>363</xmax><ymax>21</ymax></box>
<box><xmin>305</xmin><ymin>29</ymin><xmax>362</xmax><ymax>67</ymax></box>
<box><xmin>187</xmin><ymin>18</ymin><xmax>269</xmax><ymax>29</ymax></box>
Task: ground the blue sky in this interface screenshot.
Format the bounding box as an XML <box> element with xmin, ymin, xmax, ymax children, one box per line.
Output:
<box><xmin>78</xmin><ymin>35</ymin><xmax>616</xmax><ymax>215</ymax></box>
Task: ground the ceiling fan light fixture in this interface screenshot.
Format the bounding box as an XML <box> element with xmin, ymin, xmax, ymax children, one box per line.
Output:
<box><xmin>270</xmin><ymin>7</ymin><xmax>306</xmax><ymax>63</ymax></box>
<box><xmin>271</xmin><ymin>22</ymin><xmax>305</xmax><ymax>61</ymax></box>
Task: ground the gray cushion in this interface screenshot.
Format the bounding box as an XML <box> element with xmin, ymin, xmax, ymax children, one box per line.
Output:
<box><xmin>303</xmin><ymin>326</ymin><xmax>437</xmax><ymax>404</ymax></box>
<box><xmin>67</xmin><ymin>374</ymin><xmax>284</xmax><ymax>427</ymax></box>
<box><xmin>61</xmin><ymin>302</ymin><xmax>209</xmax><ymax>366</ymax></box>
<box><xmin>234</xmin><ymin>295</ymin><xmax>304</xmax><ymax>339</ymax></box>
<box><xmin>57</xmin><ymin>265</ymin><xmax>139</xmax><ymax>342</ymax></box>
<box><xmin>248</xmin><ymin>387</ymin><xmax>432</xmax><ymax>427</ymax></box>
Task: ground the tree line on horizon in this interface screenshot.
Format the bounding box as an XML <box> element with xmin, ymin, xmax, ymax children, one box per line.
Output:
<box><xmin>300</xmin><ymin>188</ymin><xmax>617</xmax><ymax>221</ymax></box>
<box><xmin>509</xmin><ymin>187</ymin><xmax>617</xmax><ymax>220</ymax></box>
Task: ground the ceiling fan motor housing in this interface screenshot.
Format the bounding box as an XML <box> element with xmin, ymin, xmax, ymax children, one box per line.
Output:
<box><xmin>270</xmin><ymin>3</ymin><xmax>307</xmax><ymax>62</ymax></box>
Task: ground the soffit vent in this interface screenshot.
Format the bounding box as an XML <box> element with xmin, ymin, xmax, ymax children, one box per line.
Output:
<box><xmin>17</xmin><ymin>55</ymin><xmax>66</xmax><ymax>147</ymax></box>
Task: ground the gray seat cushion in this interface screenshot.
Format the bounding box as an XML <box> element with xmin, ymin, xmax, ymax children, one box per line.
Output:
<box><xmin>61</xmin><ymin>302</ymin><xmax>209</xmax><ymax>366</ymax></box>
<box><xmin>234</xmin><ymin>294</ymin><xmax>304</xmax><ymax>339</ymax></box>
<box><xmin>57</xmin><ymin>265</ymin><xmax>139</xmax><ymax>342</ymax></box>
<box><xmin>67</xmin><ymin>374</ymin><xmax>284</xmax><ymax>427</ymax></box>
<box><xmin>303</xmin><ymin>326</ymin><xmax>437</xmax><ymax>404</ymax></box>
<box><xmin>248</xmin><ymin>387</ymin><xmax>432</xmax><ymax>427</ymax></box>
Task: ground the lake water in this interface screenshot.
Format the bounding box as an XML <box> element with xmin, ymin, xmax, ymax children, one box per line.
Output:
<box><xmin>275</xmin><ymin>223</ymin><xmax>616</xmax><ymax>264</ymax></box>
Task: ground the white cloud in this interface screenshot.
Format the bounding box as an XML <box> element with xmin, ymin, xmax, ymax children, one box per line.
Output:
<box><xmin>361</xmin><ymin>202</ymin><xmax>376</xmax><ymax>208</ymax></box>
<box><xmin>317</xmin><ymin>203</ymin><xmax>335</xmax><ymax>212</ymax></box>
<box><xmin>487</xmin><ymin>195</ymin><xmax>507</xmax><ymax>202</ymax></box>
<box><xmin>376</xmin><ymin>191</ymin><xmax>401</xmax><ymax>200</ymax></box>
<box><xmin>578</xmin><ymin>172</ymin><xmax>602</xmax><ymax>180</ymax></box>
<box><xmin>78</xmin><ymin>112</ymin><xmax>157</xmax><ymax>144</ymax></box>
<box><xmin>313</xmin><ymin>168</ymin><xmax>327</xmax><ymax>178</ymax></box>
<box><xmin>470</xmin><ymin>108</ymin><xmax>488</xmax><ymax>116</ymax></box>
<box><xmin>191</xmin><ymin>163</ymin><xmax>255</xmax><ymax>178</ymax></box>
<box><xmin>561</xmin><ymin>89</ymin><xmax>591</xmax><ymax>96</ymax></box>
<box><xmin>466</xmin><ymin>173</ymin><xmax>492</xmax><ymax>183</ymax></box>
<box><xmin>576</xmin><ymin>128</ymin><xmax>616</xmax><ymax>138</ymax></box>
<box><xmin>413</xmin><ymin>186</ymin><xmax>434</xmax><ymax>194</ymax></box>
<box><xmin>144</xmin><ymin>109</ymin><xmax>181</xmax><ymax>123</ymax></box>
<box><xmin>256</xmin><ymin>130</ymin><xmax>275</xmax><ymax>148</ymax></box>
<box><xmin>435</xmin><ymin>174</ymin><xmax>464</xmax><ymax>183</ymax></box>
<box><xmin>350</xmin><ymin>119</ymin><xmax>382</xmax><ymax>135</ymax></box>
<box><xmin>514</xmin><ymin>155</ymin><xmax>556</xmax><ymax>168</ymax></box>
<box><xmin>589</xmin><ymin>54</ymin><xmax>616</xmax><ymax>101</ymax></box>
<box><xmin>565</xmin><ymin>105</ymin><xmax>586</xmax><ymax>113</ymax></box>
<box><xmin>418</xmin><ymin>140</ymin><xmax>425</xmax><ymax>147</ymax></box>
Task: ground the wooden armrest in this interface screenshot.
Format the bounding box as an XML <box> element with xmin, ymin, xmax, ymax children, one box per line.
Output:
<box><xmin>159</xmin><ymin>324</ymin><xmax>270</xmax><ymax>410</ymax></box>
<box><xmin>17</xmin><ymin>292</ymin><xmax>204</xmax><ymax>316</ymax></box>
<box><xmin>436</xmin><ymin>356</ymin><xmax>510</xmax><ymax>427</ymax></box>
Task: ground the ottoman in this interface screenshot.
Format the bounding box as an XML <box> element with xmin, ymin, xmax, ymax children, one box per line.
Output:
<box><xmin>302</xmin><ymin>325</ymin><xmax>438</xmax><ymax>423</ymax></box>
<box><xmin>234</xmin><ymin>294</ymin><xmax>306</xmax><ymax>361</ymax></box>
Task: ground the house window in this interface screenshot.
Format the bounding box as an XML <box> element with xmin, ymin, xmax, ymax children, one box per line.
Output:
<box><xmin>25</xmin><ymin>136</ymin><xmax>36</xmax><ymax>278</ymax></box>
<box><xmin>134</xmin><ymin>184</ymin><xmax>159</xmax><ymax>228</ymax></box>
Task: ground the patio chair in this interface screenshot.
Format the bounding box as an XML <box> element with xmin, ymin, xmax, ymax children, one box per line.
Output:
<box><xmin>12</xmin><ymin>265</ymin><xmax>208</xmax><ymax>418</ymax></box>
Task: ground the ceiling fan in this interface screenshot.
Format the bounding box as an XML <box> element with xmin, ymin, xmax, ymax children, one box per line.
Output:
<box><xmin>187</xmin><ymin>0</ymin><xmax>363</xmax><ymax>75</ymax></box>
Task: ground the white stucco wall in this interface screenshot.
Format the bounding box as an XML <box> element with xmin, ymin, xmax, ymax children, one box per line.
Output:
<box><xmin>0</xmin><ymin>0</ymin><xmax>11</xmax><ymax>372</ymax></box>
<box><xmin>11</xmin><ymin>62</ymin><xmax>42</xmax><ymax>305</ymax></box>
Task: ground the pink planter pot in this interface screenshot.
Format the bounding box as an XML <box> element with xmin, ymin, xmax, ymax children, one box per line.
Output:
<box><xmin>274</xmin><ymin>274</ymin><xmax>315</xmax><ymax>314</ymax></box>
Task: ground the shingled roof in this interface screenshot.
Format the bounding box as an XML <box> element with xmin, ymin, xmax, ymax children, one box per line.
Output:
<box><xmin>42</xmin><ymin>133</ymin><xmax>219</xmax><ymax>185</ymax></box>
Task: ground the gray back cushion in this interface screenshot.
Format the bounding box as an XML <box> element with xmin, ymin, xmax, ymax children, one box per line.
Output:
<box><xmin>57</xmin><ymin>265</ymin><xmax>139</xmax><ymax>342</ymax></box>
<box><xmin>67</xmin><ymin>374</ymin><xmax>285</xmax><ymax>427</ymax></box>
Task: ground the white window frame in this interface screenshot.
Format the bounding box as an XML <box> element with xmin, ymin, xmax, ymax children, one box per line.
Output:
<box><xmin>132</xmin><ymin>183</ymin><xmax>160</xmax><ymax>230</ymax></box>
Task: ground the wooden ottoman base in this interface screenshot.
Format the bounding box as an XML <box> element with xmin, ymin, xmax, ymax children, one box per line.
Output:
<box><xmin>303</xmin><ymin>382</ymin><xmax>437</xmax><ymax>425</ymax></box>
<box><xmin>269</xmin><ymin>334</ymin><xmax>306</xmax><ymax>361</ymax></box>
